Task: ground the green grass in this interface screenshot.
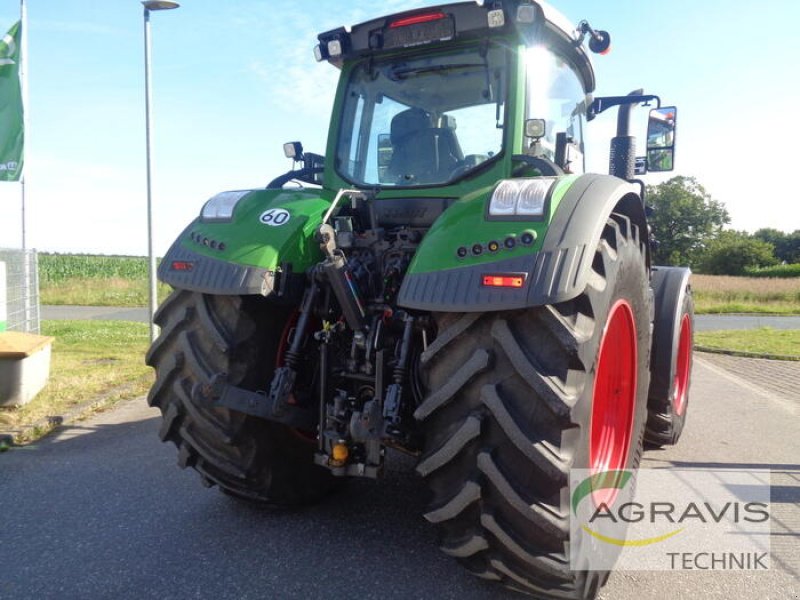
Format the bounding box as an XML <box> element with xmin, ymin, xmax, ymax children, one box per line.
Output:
<box><xmin>40</xmin><ymin>277</ymin><xmax>172</xmax><ymax>306</ymax></box>
<box><xmin>0</xmin><ymin>320</ymin><xmax>153</xmax><ymax>442</ymax></box>
<box><xmin>696</xmin><ymin>327</ymin><xmax>800</xmax><ymax>358</ymax></box>
<box><xmin>694</xmin><ymin>302</ymin><xmax>800</xmax><ymax>315</ymax></box>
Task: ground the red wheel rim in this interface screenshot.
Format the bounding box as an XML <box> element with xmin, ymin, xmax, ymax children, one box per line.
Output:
<box><xmin>590</xmin><ymin>300</ymin><xmax>637</xmax><ymax>476</ymax></box>
<box><xmin>673</xmin><ymin>314</ymin><xmax>692</xmax><ymax>417</ymax></box>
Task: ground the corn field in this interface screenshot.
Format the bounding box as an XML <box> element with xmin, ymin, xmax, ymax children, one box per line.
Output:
<box><xmin>39</xmin><ymin>254</ymin><xmax>150</xmax><ymax>284</ymax></box>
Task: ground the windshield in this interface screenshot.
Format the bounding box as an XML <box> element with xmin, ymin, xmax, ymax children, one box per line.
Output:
<box><xmin>334</xmin><ymin>44</ymin><xmax>508</xmax><ymax>187</ymax></box>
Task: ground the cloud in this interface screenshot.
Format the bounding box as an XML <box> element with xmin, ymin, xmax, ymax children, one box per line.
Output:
<box><xmin>241</xmin><ymin>2</ymin><xmax>442</xmax><ymax>121</ymax></box>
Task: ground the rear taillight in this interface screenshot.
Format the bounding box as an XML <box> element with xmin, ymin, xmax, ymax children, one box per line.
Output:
<box><xmin>482</xmin><ymin>274</ymin><xmax>526</xmax><ymax>288</ymax></box>
<box><xmin>171</xmin><ymin>261</ymin><xmax>194</xmax><ymax>272</ymax></box>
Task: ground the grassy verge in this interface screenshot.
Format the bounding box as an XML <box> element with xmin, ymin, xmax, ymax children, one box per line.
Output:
<box><xmin>39</xmin><ymin>253</ymin><xmax>171</xmax><ymax>306</ymax></box>
<box><xmin>696</xmin><ymin>328</ymin><xmax>800</xmax><ymax>358</ymax></box>
<box><xmin>692</xmin><ymin>274</ymin><xmax>800</xmax><ymax>315</ymax></box>
<box><xmin>40</xmin><ymin>277</ymin><xmax>171</xmax><ymax>307</ymax></box>
<box><xmin>0</xmin><ymin>320</ymin><xmax>152</xmax><ymax>444</ymax></box>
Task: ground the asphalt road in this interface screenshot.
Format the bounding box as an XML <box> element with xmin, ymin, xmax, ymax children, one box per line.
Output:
<box><xmin>41</xmin><ymin>305</ymin><xmax>151</xmax><ymax>323</ymax></box>
<box><xmin>40</xmin><ymin>305</ymin><xmax>800</xmax><ymax>332</ymax></box>
<box><xmin>1</xmin><ymin>358</ymin><xmax>798</xmax><ymax>600</ymax></box>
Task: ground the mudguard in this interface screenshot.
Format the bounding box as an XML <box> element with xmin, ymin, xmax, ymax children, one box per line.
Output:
<box><xmin>397</xmin><ymin>173</ymin><xmax>648</xmax><ymax>311</ymax></box>
<box><xmin>648</xmin><ymin>266</ymin><xmax>693</xmax><ymax>400</ymax></box>
<box><xmin>158</xmin><ymin>188</ymin><xmax>330</xmax><ymax>299</ymax></box>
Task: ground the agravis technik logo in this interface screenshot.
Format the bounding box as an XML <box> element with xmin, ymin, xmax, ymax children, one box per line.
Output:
<box><xmin>569</xmin><ymin>469</ymin><xmax>771</xmax><ymax>571</ymax></box>
<box><xmin>572</xmin><ymin>470</ymin><xmax>685</xmax><ymax>547</ymax></box>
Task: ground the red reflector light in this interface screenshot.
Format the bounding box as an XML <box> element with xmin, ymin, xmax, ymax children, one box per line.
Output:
<box><xmin>482</xmin><ymin>274</ymin><xmax>526</xmax><ymax>288</ymax></box>
<box><xmin>171</xmin><ymin>261</ymin><xmax>194</xmax><ymax>272</ymax></box>
<box><xmin>389</xmin><ymin>11</ymin><xmax>447</xmax><ymax>28</ymax></box>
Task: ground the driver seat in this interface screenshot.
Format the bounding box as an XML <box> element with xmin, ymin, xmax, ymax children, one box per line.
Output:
<box><xmin>387</xmin><ymin>108</ymin><xmax>460</xmax><ymax>184</ymax></box>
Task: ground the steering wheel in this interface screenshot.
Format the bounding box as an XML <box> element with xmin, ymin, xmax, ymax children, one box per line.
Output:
<box><xmin>449</xmin><ymin>163</ymin><xmax>472</xmax><ymax>179</ymax></box>
<box><xmin>511</xmin><ymin>155</ymin><xmax>564</xmax><ymax>177</ymax></box>
<box><xmin>449</xmin><ymin>155</ymin><xmax>486</xmax><ymax>180</ymax></box>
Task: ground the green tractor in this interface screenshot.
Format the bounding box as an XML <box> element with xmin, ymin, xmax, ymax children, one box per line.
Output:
<box><xmin>146</xmin><ymin>1</ymin><xmax>694</xmax><ymax>597</ymax></box>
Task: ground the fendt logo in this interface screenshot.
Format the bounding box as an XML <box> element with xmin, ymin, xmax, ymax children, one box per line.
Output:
<box><xmin>569</xmin><ymin>469</ymin><xmax>771</xmax><ymax>571</ymax></box>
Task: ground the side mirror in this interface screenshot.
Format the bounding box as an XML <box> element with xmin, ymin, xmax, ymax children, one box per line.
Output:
<box><xmin>283</xmin><ymin>141</ymin><xmax>304</xmax><ymax>161</ymax></box>
<box><xmin>646</xmin><ymin>107</ymin><xmax>676</xmax><ymax>172</ymax></box>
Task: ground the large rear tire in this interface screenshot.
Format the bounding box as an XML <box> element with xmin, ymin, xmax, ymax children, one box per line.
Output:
<box><xmin>415</xmin><ymin>213</ymin><xmax>651</xmax><ymax>598</ymax></box>
<box><xmin>645</xmin><ymin>285</ymin><xmax>694</xmax><ymax>447</ymax></box>
<box><xmin>145</xmin><ymin>290</ymin><xmax>335</xmax><ymax>506</ymax></box>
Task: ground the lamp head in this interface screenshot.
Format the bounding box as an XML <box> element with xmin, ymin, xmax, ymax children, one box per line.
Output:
<box><xmin>142</xmin><ymin>1</ymin><xmax>180</xmax><ymax>11</ymax></box>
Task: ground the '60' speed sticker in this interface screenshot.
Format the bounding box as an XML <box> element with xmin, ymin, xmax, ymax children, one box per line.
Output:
<box><xmin>259</xmin><ymin>208</ymin><xmax>290</xmax><ymax>226</ymax></box>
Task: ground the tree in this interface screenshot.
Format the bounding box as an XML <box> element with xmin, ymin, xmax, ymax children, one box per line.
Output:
<box><xmin>754</xmin><ymin>228</ymin><xmax>800</xmax><ymax>264</ymax></box>
<box><xmin>783</xmin><ymin>231</ymin><xmax>800</xmax><ymax>264</ymax></box>
<box><xmin>753</xmin><ymin>227</ymin><xmax>785</xmax><ymax>248</ymax></box>
<box><xmin>646</xmin><ymin>176</ymin><xmax>730</xmax><ymax>266</ymax></box>
<box><xmin>698</xmin><ymin>230</ymin><xmax>778</xmax><ymax>275</ymax></box>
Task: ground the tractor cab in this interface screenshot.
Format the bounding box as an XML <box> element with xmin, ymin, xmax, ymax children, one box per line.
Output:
<box><xmin>312</xmin><ymin>0</ymin><xmax>598</xmax><ymax>191</ymax></box>
<box><xmin>273</xmin><ymin>0</ymin><xmax>676</xmax><ymax>193</ymax></box>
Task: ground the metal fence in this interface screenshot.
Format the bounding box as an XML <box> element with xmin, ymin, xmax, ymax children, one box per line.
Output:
<box><xmin>0</xmin><ymin>247</ymin><xmax>40</xmax><ymax>334</ymax></box>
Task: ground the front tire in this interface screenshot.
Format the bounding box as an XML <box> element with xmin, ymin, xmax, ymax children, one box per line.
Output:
<box><xmin>145</xmin><ymin>290</ymin><xmax>335</xmax><ymax>506</ymax></box>
<box><xmin>415</xmin><ymin>213</ymin><xmax>651</xmax><ymax>598</ymax></box>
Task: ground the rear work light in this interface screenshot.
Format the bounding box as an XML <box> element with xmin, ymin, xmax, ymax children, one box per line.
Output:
<box><xmin>389</xmin><ymin>11</ymin><xmax>447</xmax><ymax>28</ymax></box>
<box><xmin>487</xmin><ymin>8</ymin><xmax>505</xmax><ymax>28</ymax></box>
<box><xmin>327</xmin><ymin>39</ymin><xmax>343</xmax><ymax>57</ymax></box>
<box><xmin>482</xmin><ymin>274</ymin><xmax>526</xmax><ymax>288</ymax></box>
<box><xmin>315</xmin><ymin>27</ymin><xmax>349</xmax><ymax>62</ymax></box>
<box><xmin>488</xmin><ymin>177</ymin><xmax>556</xmax><ymax>219</ymax></box>
<box><xmin>201</xmin><ymin>190</ymin><xmax>250</xmax><ymax>222</ymax></box>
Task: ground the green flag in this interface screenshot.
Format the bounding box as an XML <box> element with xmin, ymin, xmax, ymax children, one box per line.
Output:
<box><xmin>0</xmin><ymin>21</ymin><xmax>23</xmax><ymax>182</ymax></box>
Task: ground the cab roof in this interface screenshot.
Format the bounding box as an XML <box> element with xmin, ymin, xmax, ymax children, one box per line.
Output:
<box><xmin>315</xmin><ymin>0</ymin><xmax>595</xmax><ymax>93</ymax></box>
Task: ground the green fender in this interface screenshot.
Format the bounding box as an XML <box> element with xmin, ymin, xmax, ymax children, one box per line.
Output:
<box><xmin>397</xmin><ymin>174</ymin><xmax>648</xmax><ymax>311</ymax></box>
<box><xmin>158</xmin><ymin>188</ymin><xmax>331</xmax><ymax>297</ymax></box>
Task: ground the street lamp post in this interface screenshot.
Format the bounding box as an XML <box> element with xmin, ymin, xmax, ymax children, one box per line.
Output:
<box><xmin>142</xmin><ymin>0</ymin><xmax>179</xmax><ymax>343</ymax></box>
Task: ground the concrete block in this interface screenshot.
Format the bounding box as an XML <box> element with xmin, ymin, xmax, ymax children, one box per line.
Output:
<box><xmin>0</xmin><ymin>332</ymin><xmax>54</xmax><ymax>407</ymax></box>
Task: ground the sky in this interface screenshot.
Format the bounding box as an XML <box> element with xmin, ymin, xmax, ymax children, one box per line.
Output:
<box><xmin>0</xmin><ymin>0</ymin><xmax>798</xmax><ymax>256</ymax></box>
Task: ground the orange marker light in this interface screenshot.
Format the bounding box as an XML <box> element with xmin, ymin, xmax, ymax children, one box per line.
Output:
<box><xmin>482</xmin><ymin>274</ymin><xmax>526</xmax><ymax>288</ymax></box>
<box><xmin>331</xmin><ymin>443</ymin><xmax>349</xmax><ymax>467</ymax></box>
